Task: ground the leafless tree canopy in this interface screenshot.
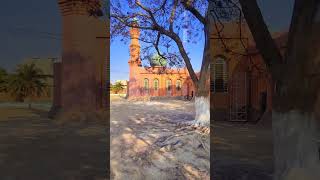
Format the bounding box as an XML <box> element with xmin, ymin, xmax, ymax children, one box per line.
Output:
<box><xmin>111</xmin><ymin>0</ymin><xmax>256</xmax><ymax>82</ymax></box>
<box><xmin>111</xmin><ymin>0</ymin><xmax>208</xmax><ymax>73</ymax></box>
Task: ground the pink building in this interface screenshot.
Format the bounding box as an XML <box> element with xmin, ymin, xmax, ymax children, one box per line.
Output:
<box><xmin>127</xmin><ymin>23</ymin><xmax>196</xmax><ymax>100</ymax></box>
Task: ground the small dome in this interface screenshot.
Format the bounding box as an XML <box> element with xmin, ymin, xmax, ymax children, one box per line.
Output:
<box><xmin>150</xmin><ymin>54</ymin><xmax>167</xmax><ymax>67</ymax></box>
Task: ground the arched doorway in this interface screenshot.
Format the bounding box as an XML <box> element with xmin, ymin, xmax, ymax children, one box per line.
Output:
<box><xmin>143</xmin><ymin>78</ymin><xmax>149</xmax><ymax>95</ymax></box>
<box><xmin>229</xmin><ymin>71</ymin><xmax>248</xmax><ymax>121</ymax></box>
<box><xmin>166</xmin><ymin>79</ymin><xmax>172</xmax><ymax>96</ymax></box>
<box><xmin>176</xmin><ymin>79</ymin><xmax>182</xmax><ymax>96</ymax></box>
<box><xmin>153</xmin><ymin>78</ymin><xmax>159</xmax><ymax>96</ymax></box>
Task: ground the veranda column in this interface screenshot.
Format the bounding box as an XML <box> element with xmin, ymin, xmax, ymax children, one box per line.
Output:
<box><xmin>57</xmin><ymin>0</ymin><xmax>107</xmax><ymax>111</ymax></box>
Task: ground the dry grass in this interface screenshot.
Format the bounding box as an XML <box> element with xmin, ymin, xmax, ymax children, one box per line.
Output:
<box><xmin>0</xmin><ymin>107</ymin><xmax>38</xmax><ymax>120</ymax></box>
<box><xmin>0</xmin><ymin>93</ymin><xmax>52</xmax><ymax>102</ymax></box>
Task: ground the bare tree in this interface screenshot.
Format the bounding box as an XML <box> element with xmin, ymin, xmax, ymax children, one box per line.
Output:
<box><xmin>189</xmin><ymin>0</ymin><xmax>320</xmax><ymax>178</ymax></box>
<box><xmin>111</xmin><ymin>0</ymin><xmax>212</xmax><ymax>126</ymax></box>
<box><xmin>238</xmin><ymin>0</ymin><xmax>320</xmax><ymax>179</ymax></box>
<box><xmin>109</xmin><ymin>0</ymin><xmax>320</xmax><ymax>178</ymax></box>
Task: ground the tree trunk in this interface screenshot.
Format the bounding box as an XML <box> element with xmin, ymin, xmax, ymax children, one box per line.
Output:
<box><xmin>239</xmin><ymin>0</ymin><xmax>320</xmax><ymax>179</ymax></box>
<box><xmin>273</xmin><ymin>111</ymin><xmax>320</xmax><ymax>180</ymax></box>
<box><xmin>272</xmin><ymin>1</ymin><xmax>320</xmax><ymax>179</ymax></box>
<box><xmin>194</xmin><ymin>95</ymin><xmax>210</xmax><ymax>126</ymax></box>
<box><xmin>190</xmin><ymin>1</ymin><xmax>214</xmax><ymax>127</ymax></box>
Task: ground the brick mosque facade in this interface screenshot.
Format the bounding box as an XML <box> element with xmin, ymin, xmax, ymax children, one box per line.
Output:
<box><xmin>127</xmin><ymin>23</ymin><xmax>196</xmax><ymax>100</ymax></box>
<box><xmin>127</xmin><ymin>21</ymin><xmax>287</xmax><ymax>122</ymax></box>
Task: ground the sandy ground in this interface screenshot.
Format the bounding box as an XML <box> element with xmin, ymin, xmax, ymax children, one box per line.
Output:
<box><xmin>110</xmin><ymin>98</ymin><xmax>210</xmax><ymax>180</ymax></box>
<box><xmin>212</xmin><ymin>122</ymin><xmax>273</xmax><ymax>180</ymax></box>
<box><xmin>0</xmin><ymin>106</ymin><xmax>107</xmax><ymax>180</ymax></box>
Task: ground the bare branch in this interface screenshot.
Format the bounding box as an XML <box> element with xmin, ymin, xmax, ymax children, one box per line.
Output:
<box><xmin>169</xmin><ymin>0</ymin><xmax>179</xmax><ymax>32</ymax></box>
<box><xmin>154</xmin><ymin>32</ymin><xmax>166</xmax><ymax>60</ymax></box>
<box><xmin>111</xmin><ymin>14</ymin><xmax>155</xmax><ymax>30</ymax></box>
<box><xmin>239</xmin><ymin>0</ymin><xmax>283</xmax><ymax>79</ymax></box>
<box><xmin>171</xmin><ymin>33</ymin><xmax>199</xmax><ymax>83</ymax></box>
<box><xmin>112</xmin><ymin>0</ymin><xmax>201</xmax><ymax>84</ymax></box>
<box><xmin>181</xmin><ymin>0</ymin><xmax>206</xmax><ymax>24</ymax></box>
<box><xmin>135</xmin><ymin>0</ymin><xmax>160</xmax><ymax>28</ymax></box>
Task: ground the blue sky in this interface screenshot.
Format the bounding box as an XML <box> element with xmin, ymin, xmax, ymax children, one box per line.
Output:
<box><xmin>0</xmin><ymin>0</ymin><xmax>294</xmax><ymax>80</ymax></box>
<box><xmin>110</xmin><ymin>36</ymin><xmax>205</xmax><ymax>83</ymax></box>
<box><xmin>0</xmin><ymin>0</ymin><xmax>61</xmax><ymax>72</ymax></box>
<box><xmin>110</xmin><ymin>0</ymin><xmax>294</xmax><ymax>83</ymax></box>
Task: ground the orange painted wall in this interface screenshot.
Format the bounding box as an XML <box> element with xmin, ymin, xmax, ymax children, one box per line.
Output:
<box><xmin>210</xmin><ymin>22</ymin><xmax>286</xmax><ymax>121</ymax></box>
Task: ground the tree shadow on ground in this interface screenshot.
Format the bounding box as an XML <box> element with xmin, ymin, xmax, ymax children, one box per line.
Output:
<box><xmin>110</xmin><ymin>100</ymin><xmax>210</xmax><ymax>179</ymax></box>
<box><xmin>0</xmin><ymin>107</ymin><xmax>108</xmax><ymax>180</ymax></box>
<box><xmin>212</xmin><ymin>122</ymin><xmax>273</xmax><ymax>180</ymax></box>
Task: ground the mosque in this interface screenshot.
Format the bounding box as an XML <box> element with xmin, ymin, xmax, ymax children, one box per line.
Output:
<box><xmin>126</xmin><ymin>21</ymin><xmax>287</xmax><ymax>122</ymax></box>
<box><xmin>127</xmin><ymin>22</ymin><xmax>196</xmax><ymax>100</ymax></box>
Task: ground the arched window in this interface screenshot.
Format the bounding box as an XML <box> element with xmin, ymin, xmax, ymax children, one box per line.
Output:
<box><xmin>166</xmin><ymin>79</ymin><xmax>172</xmax><ymax>91</ymax></box>
<box><xmin>154</xmin><ymin>79</ymin><xmax>159</xmax><ymax>90</ymax></box>
<box><xmin>176</xmin><ymin>80</ymin><xmax>182</xmax><ymax>91</ymax></box>
<box><xmin>144</xmin><ymin>78</ymin><xmax>149</xmax><ymax>90</ymax></box>
<box><xmin>211</xmin><ymin>57</ymin><xmax>228</xmax><ymax>92</ymax></box>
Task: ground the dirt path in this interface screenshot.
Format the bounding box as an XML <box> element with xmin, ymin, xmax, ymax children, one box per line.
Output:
<box><xmin>0</xmin><ymin>107</ymin><xmax>107</xmax><ymax>180</ymax></box>
<box><xmin>212</xmin><ymin>122</ymin><xmax>274</xmax><ymax>180</ymax></box>
<box><xmin>110</xmin><ymin>99</ymin><xmax>210</xmax><ymax>180</ymax></box>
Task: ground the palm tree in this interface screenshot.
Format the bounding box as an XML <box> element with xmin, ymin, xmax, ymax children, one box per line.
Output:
<box><xmin>111</xmin><ymin>82</ymin><xmax>125</xmax><ymax>94</ymax></box>
<box><xmin>7</xmin><ymin>63</ymin><xmax>47</xmax><ymax>108</ymax></box>
<box><xmin>0</xmin><ymin>67</ymin><xmax>8</xmax><ymax>93</ymax></box>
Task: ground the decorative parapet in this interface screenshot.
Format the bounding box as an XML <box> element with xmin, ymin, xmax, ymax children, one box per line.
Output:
<box><xmin>58</xmin><ymin>0</ymin><xmax>102</xmax><ymax>16</ymax></box>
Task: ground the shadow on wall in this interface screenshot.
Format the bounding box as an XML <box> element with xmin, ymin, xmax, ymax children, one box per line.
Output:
<box><xmin>54</xmin><ymin>52</ymin><xmax>105</xmax><ymax>111</ymax></box>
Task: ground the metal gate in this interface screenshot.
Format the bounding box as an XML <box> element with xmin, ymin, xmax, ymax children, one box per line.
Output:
<box><xmin>229</xmin><ymin>72</ymin><xmax>248</xmax><ymax>121</ymax></box>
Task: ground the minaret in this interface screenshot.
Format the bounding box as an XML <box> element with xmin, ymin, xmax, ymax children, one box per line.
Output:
<box><xmin>128</xmin><ymin>20</ymin><xmax>142</xmax><ymax>66</ymax></box>
<box><xmin>128</xmin><ymin>20</ymin><xmax>142</xmax><ymax>98</ymax></box>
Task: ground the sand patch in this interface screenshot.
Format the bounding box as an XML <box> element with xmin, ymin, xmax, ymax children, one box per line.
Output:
<box><xmin>110</xmin><ymin>100</ymin><xmax>209</xmax><ymax>180</ymax></box>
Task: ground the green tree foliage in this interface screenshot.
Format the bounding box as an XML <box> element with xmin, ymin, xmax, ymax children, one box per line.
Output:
<box><xmin>7</xmin><ymin>63</ymin><xmax>47</xmax><ymax>107</ymax></box>
<box><xmin>111</xmin><ymin>82</ymin><xmax>125</xmax><ymax>94</ymax></box>
<box><xmin>0</xmin><ymin>67</ymin><xmax>8</xmax><ymax>92</ymax></box>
